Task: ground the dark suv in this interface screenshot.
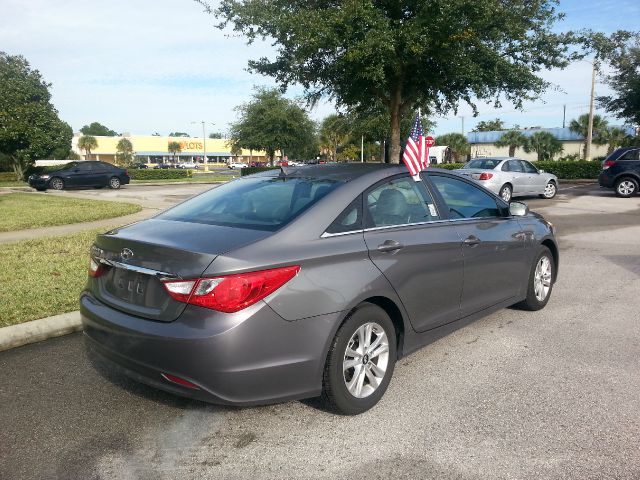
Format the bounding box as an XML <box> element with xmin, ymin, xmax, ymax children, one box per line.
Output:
<box><xmin>28</xmin><ymin>161</ymin><xmax>130</xmax><ymax>191</ymax></box>
<box><xmin>598</xmin><ymin>147</ymin><xmax>640</xmax><ymax>197</ymax></box>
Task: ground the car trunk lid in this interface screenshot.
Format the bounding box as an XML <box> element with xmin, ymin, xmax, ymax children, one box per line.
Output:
<box><xmin>91</xmin><ymin>219</ymin><xmax>271</xmax><ymax>322</ymax></box>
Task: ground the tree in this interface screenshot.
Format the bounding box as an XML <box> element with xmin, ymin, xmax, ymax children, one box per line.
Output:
<box><xmin>77</xmin><ymin>135</ymin><xmax>98</xmax><ymax>160</ymax></box>
<box><xmin>169</xmin><ymin>132</ymin><xmax>189</xmax><ymax>137</ymax></box>
<box><xmin>0</xmin><ymin>52</ymin><xmax>73</xmax><ymax>179</ymax></box>
<box><xmin>595</xmin><ymin>33</ymin><xmax>640</xmax><ymax>126</ymax></box>
<box><xmin>597</xmin><ymin>127</ymin><xmax>632</xmax><ymax>155</ymax></box>
<box><xmin>209</xmin><ymin>132</ymin><xmax>223</xmax><ymax>139</ymax></box>
<box><xmin>495</xmin><ymin>130</ymin><xmax>529</xmax><ymax>157</ymax></box>
<box><xmin>435</xmin><ymin>133</ymin><xmax>470</xmax><ymax>163</ymax></box>
<box><xmin>229</xmin><ymin>88</ymin><xmax>315</xmax><ymax>165</ymax></box>
<box><xmin>168</xmin><ymin>141</ymin><xmax>182</xmax><ymax>161</ymax></box>
<box><xmin>152</xmin><ymin>132</ymin><xmax>161</xmax><ymax>136</ymax></box>
<box><xmin>207</xmin><ymin>0</ymin><xmax>580</xmax><ymax>164</ymax></box>
<box><xmin>569</xmin><ymin>114</ymin><xmax>609</xmax><ymax>158</ymax></box>
<box><xmin>80</xmin><ymin>122</ymin><xmax>118</xmax><ymax>136</ymax></box>
<box><xmin>319</xmin><ymin>115</ymin><xmax>350</xmax><ymax>162</ymax></box>
<box><xmin>472</xmin><ymin>119</ymin><xmax>506</xmax><ymax>132</ymax></box>
<box><xmin>115</xmin><ymin>138</ymin><xmax>134</xmax><ymax>166</ymax></box>
<box><xmin>524</xmin><ymin>132</ymin><xmax>563</xmax><ymax>161</ymax></box>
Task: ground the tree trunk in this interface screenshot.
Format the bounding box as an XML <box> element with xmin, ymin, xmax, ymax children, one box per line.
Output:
<box><xmin>379</xmin><ymin>140</ymin><xmax>386</xmax><ymax>164</ymax></box>
<box><xmin>388</xmin><ymin>85</ymin><xmax>403</xmax><ymax>164</ymax></box>
<box><xmin>509</xmin><ymin>145</ymin><xmax>516</xmax><ymax>157</ymax></box>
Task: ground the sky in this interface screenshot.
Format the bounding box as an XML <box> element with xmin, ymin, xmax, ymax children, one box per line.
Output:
<box><xmin>1</xmin><ymin>0</ymin><xmax>638</xmax><ymax>138</ymax></box>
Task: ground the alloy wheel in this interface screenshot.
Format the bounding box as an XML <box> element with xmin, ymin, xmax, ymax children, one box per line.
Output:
<box><xmin>51</xmin><ymin>178</ymin><xmax>64</xmax><ymax>190</ymax></box>
<box><xmin>109</xmin><ymin>177</ymin><xmax>121</xmax><ymax>189</ymax></box>
<box><xmin>500</xmin><ymin>185</ymin><xmax>512</xmax><ymax>202</ymax></box>
<box><xmin>343</xmin><ymin>322</ymin><xmax>389</xmax><ymax>399</ymax></box>
<box><xmin>533</xmin><ymin>255</ymin><xmax>552</xmax><ymax>302</ymax></box>
<box><xmin>617</xmin><ymin>180</ymin><xmax>636</xmax><ymax>196</ymax></box>
<box><xmin>543</xmin><ymin>182</ymin><xmax>557</xmax><ymax>198</ymax></box>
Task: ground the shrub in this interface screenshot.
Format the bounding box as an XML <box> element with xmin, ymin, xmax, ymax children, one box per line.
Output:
<box><xmin>432</xmin><ymin>163</ymin><xmax>465</xmax><ymax>170</ymax></box>
<box><xmin>241</xmin><ymin>166</ymin><xmax>280</xmax><ymax>176</ymax></box>
<box><xmin>535</xmin><ymin>161</ymin><xmax>602</xmax><ymax>179</ymax></box>
<box><xmin>128</xmin><ymin>169</ymin><xmax>190</xmax><ymax>180</ymax></box>
<box><xmin>0</xmin><ymin>172</ymin><xmax>19</xmax><ymax>182</ymax></box>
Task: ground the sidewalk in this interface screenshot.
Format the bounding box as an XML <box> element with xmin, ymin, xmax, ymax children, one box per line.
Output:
<box><xmin>0</xmin><ymin>208</ymin><xmax>155</xmax><ymax>244</ymax></box>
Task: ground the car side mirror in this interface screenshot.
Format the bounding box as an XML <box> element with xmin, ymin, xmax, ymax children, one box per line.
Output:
<box><xmin>539</xmin><ymin>169</ymin><xmax>545</xmax><ymax>173</ymax></box>
<box><xmin>509</xmin><ymin>201</ymin><xmax>529</xmax><ymax>217</ymax></box>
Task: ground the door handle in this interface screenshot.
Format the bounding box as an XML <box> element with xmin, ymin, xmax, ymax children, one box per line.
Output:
<box><xmin>463</xmin><ymin>235</ymin><xmax>481</xmax><ymax>247</ymax></box>
<box><xmin>377</xmin><ymin>240</ymin><xmax>404</xmax><ymax>253</ymax></box>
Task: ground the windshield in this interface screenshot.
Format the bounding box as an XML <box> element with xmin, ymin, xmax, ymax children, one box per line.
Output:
<box><xmin>464</xmin><ymin>159</ymin><xmax>502</xmax><ymax>170</ymax></box>
<box><xmin>158</xmin><ymin>176</ymin><xmax>343</xmax><ymax>231</ymax></box>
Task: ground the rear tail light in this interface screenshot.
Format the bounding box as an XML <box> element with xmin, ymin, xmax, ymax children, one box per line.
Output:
<box><xmin>603</xmin><ymin>159</ymin><xmax>616</xmax><ymax>170</ymax></box>
<box><xmin>124</xmin><ymin>169</ymin><xmax>129</xmax><ymax>176</ymax></box>
<box><xmin>478</xmin><ymin>172</ymin><xmax>493</xmax><ymax>180</ymax></box>
<box><xmin>89</xmin><ymin>257</ymin><xmax>105</xmax><ymax>278</ymax></box>
<box><xmin>162</xmin><ymin>265</ymin><xmax>300</xmax><ymax>313</ymax></box>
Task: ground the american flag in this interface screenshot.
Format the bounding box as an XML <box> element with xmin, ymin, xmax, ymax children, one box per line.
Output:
<box><xmin>402</xmin><ymin>112</ymin><xmax>429</xmax><ymax>176</ymax></box>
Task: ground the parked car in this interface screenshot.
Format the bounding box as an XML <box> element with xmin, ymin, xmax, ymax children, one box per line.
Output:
<box><xmin>181</xmin><ymin>161</ymin><xmax>200</xmax><ymax>170</ymax></box>
<box><xmin>154</xmin><ymin>163</ymin><xmax>171</xmax><ymax>169</ymax></box>
<box><xmin>228</xmin><ymin>162</ymin><xmax>248</xmax><ymax>169</ymax></box>
<box><xmin>28</xmin><ymin>161</ymin><xmax>129</xmax><ymax>191</ymax></box>
<box><xmin>132</xmin><ymin>163</ymin><xmax>148</xmax><ymax>169</ymax></box>
<box><xmin>82</xmin><ymin>164</ymin><xmax>558</xmax><ymax>415</ymax></box>
<box><xmin>598</xmin><ymin>147</ymin><xmax>640</xmax><ymax>197</ymax></box>
<box><xmin>458</xmin><ymin>157</ymin><xmax>559</xmax><ymax>202</ymax></box>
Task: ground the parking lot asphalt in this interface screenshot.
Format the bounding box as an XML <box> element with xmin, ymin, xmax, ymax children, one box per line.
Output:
<box><xmin>1</xmin><ymin>184</ymin><xmax>639</xmax><ymax>480</ymax></box>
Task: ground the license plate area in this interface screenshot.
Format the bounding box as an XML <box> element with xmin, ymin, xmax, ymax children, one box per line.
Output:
<box><xmin>105</xmin><ymin>268</ymin><xmax>153</xmax><ymax>306</ymax></box>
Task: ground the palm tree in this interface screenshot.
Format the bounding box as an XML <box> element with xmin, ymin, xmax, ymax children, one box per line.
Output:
<box><xmin>320</xmin><ymin>114</ymin><xmax>350</xmax><ymax>162</ymax></box>
<box><xmin>77</xmin><ymin>135</ymin><xmax>98</xmax><ymax>160</ymax></box>
<box><xmin>596</xmin><ymin>127</ymin><xmax>631</xmax><ymax>155</ymax></box>
<box><xmin>167</xmin><ymin>141</ymin><xmax>182</xmax><ymax>162</ymax></box>
<box><xmin>115</xmin><ymin>138</ymin><xmax>134</xmax><ymax>166</ymax></box>
<box><xmin>435</xmin><ymin>133</ymin><xmax>470</xmax><ymax>163</ymax></box>
<box><xmin>569</xmin><ymin>114</ymin><xmax>609</xmax><ymax>158</ymax></box>
<box><xmin>495</xmin><ymin>129</ymin><xmax>528</xmax><ymax>157</ymax></box>
<box><xmin>523</xmin><ymin>132</ymin><xmax>563</xmax><ymax>161</ymax></box>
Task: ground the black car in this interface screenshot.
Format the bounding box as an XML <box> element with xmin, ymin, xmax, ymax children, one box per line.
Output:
<box><xmin>598</xmin><ymin>147</ymin><xmax>640</xmax><ymax>197</ymax></box>
<box><xmin>28</xmin><ymin>161</ymin><xmax>130</xmax><ymax>191</ymax></box>
<box><xmin>132</xmin><ymin>163</ymin><xmax>148</xmax><ymax>169</ymax></box>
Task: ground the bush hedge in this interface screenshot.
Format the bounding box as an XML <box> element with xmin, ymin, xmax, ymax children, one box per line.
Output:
<box><xmin>534</xmin><ymin>161</ymin><xmax>602</xmax><ymax>179</ymax></box>
<box><xmin>0</xmin><ymin>172</ymin><xmax>18</xmax><ymax>182</ymax></box>
<box><xmin>241</xmin><ymin>166</ymin><xmax>280</xmax><ymax>176</ymax></box>
<box><xmin>128</xmin><ymin>169</ymin><xmax>192</xmax><ymax>180</ymax></box>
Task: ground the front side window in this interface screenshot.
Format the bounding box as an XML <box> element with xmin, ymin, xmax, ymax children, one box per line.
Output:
<box><xmin>76</xmin><ymin>162</ymin><xmax>93</xmax><ymax>172</ymax></box>
<box><xmin>430</xmin><ymin>175</ymin><xmax>502</xmax><ymax>219</ymax></box>
<box><xmin>520</xmin><ymin>161</ymin><xmax>538</xmax><ymax>173</ymax></box>
<box><xmin>159</xmin><ymin>175</ymin><xmax>342</xmax><ymax>231</ymax></box>
<box><xmin>365</xmin><ymin>177</ymin><xmax>439</xmax><ymax>228</ymax></box>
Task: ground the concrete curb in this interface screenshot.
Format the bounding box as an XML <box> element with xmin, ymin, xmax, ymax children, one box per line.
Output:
<box><xmin>0</xmin><ymin>311</ymin><xmax>82</xmax><ymax>352</ymax></box>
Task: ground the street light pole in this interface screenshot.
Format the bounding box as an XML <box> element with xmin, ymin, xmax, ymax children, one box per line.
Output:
<box><xmin>202</xmin><ymin>121</ymin><xmax>207</xmax><ymax>167</ymax></box>
<box><xmin>586</xmin><ymin>60</ymin><xmax>596</xmax><ymax>161</ymax></box>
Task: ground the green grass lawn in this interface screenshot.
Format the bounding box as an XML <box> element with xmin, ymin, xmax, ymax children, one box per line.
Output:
<box><xmin>0</xmin><ymin>229</ymin><xmax>102</xmax><ymax>327</ymax></box>
<box><xmin>0</xmin><ymin>193</ymin><xmax>141</xmax><ymax>232</ymax></box>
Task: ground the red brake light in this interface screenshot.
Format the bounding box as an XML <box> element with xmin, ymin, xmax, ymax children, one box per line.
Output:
<box><xmin>161</xmin><ymin>373</ymin><xmax>200</xmax><ymax>390</ymax></box>
<box><xmin>603</xmin><ymin>159</ymin><xmax>616</xmax><ymax>170</ymax></box>
<box><xmin>162</xmin><ymin>266</ymin><xmax>300</xmax><ymax>313</ymax></box>
<box><xmin>478</xmin><ymin>172</ymin><xmax>493</xmax><ymax>180</ymax></box>
<box><xmin>89</xmin><ymin>257</ymin><xmax>105</xmax><ymax>278</ymax></box>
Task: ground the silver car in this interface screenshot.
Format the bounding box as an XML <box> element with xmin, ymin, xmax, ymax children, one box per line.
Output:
<box><xmin>459</xmin><ymin>157</ymin><xmax>558</xmax><ymax>202</ymax></box>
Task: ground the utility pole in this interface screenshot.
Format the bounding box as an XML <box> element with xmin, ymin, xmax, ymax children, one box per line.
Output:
<box><xmin>562</xmin><ymin>105</ymin><xmax>566</xmax><ymax>129</ymax></box>
<box><xmin>586</xmin><ymin>60</ymin><xmax>596</xmax><ymax>161</ymax></box>
<box><xmin>459</xmin><ymin>116</ymin><xmax>465</xmax><ymax>135</ymax></box>
<box><xmin>360</xmin><ymin>135</ymin><xmax>364</xmax><ymax>163</ymax></box>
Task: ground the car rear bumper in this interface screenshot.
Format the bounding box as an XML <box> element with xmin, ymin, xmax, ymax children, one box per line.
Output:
<box><xmin>80</xmin><ymin>291</ymin><xmax>341</xmax><ymax>405</ymax></box>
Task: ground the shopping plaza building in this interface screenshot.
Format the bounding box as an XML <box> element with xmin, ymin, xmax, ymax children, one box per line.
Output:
<box><xmin>71</xmin><ymin>134</ymin><xmax>271</xmax><ymax>165</ymax></box>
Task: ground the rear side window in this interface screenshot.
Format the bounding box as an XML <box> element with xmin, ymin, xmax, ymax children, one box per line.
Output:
<box><xmin>619</xmin><ymin>149</ymin><xmax>640</xmax><ymax>160</ymax></box>
<box><xmin>326</xmin><ymin>196</ymin><xmax>363</xmax><ymax>234</ymax></box>
<box><xmin>158</xmin><ymin>176</ymin><xmax>342</xmax><ymax>231</ymax></box>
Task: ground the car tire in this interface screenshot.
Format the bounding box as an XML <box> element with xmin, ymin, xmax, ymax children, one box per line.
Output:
<box><xmin>499</xmin><ymin>184</ymin><xmax>512</xmax><ymax>202</ymax></box>
<box><xmin>108</xmin><ymin>177</ymin><xmax>121</xmax><ymax>189</ymax></box>
<box><xmin>321</xmin><ymin>302</ymin><xmax>397</xmax><ymax>415</ymax></box>
<box><xmin>50</xmin><ymin>177</ymin><xmax>64</xmax><ymax>191</ymax></box>
<box><xmin>515</xmin><ymin>246</ymin><xmax>555</xmax><ymax>311</ymax></box>
<box><xmin>540</xmin><ymin>181</ymin><xmax>557</xmax><ymax>199</ymax></box>
<box><xmin>614</xmin><ymin>177</ymin><xmax>638</xmax><ymax>198</ymax></box>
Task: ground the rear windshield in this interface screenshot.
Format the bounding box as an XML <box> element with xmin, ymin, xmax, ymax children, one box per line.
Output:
<box><xmin>158</xmin><ymin>176</ymin><xmax>343</xmax><ymax>231</ymax></box>
<box><xmin>464</xmin><ymin>159</ymin><xmax>502</xmax><ymax>169</ymax></box>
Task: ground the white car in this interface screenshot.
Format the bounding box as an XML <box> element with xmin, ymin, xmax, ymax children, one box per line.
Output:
<box><xmin>181</xmin><ymin>162</ymin><xmax>199</xmax><ymax>169</ymax></box>
<box><xmin>458</xmin><ymin>157</ymin><xmax>558</xmax><ymax>202</ymax></box>
<box><xmin>228</xmin><ymin>162</ymin><xmax>248</xmax><ymax>169</ymax></box>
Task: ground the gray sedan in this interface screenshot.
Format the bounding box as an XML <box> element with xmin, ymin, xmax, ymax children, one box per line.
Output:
<box><xmin>81</xmin><ymin>164</ymin><xmax>558</xmax><ymax>415</ymax></box>
<box><xmin>458</xmin><ymin>157</ymin><xmax>559</xmax><ymax>202</ymax></box>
